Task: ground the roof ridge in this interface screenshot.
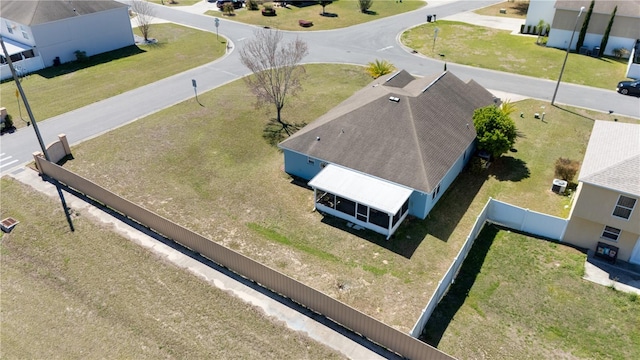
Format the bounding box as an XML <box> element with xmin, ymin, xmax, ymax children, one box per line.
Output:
<box><xmin>406</xmin><ymin>96</ymin><xmax>430</xmax><ymax>188</ymax></box>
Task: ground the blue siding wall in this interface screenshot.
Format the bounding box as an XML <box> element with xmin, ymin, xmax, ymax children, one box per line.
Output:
<box><xmin>284</xmin><ymin>141</ymin><xmax>476</xmax><ymax>220</ymax></box>
<box><xmin>283</xmin><ymin>150</ymin><xmax>323</xmax><ymax>180</ymax></box>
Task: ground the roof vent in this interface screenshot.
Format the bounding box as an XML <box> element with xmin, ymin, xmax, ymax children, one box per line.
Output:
<box><xmin>316</xmin><ymin>136</ymin><xmax>320</xmax><ymax>141</ymax></box>
<box><xmin>389</xmin><ymin>96</ymin><xmax>400</xmax><ymax>102</ymax></box>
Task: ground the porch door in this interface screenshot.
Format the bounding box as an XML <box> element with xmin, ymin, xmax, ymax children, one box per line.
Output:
<box><xmin>630</xmin><ymin>236</ymin><xmax>640</xmax><ymax>265</ymax></box>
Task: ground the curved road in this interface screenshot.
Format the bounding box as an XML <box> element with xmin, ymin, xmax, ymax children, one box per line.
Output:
<box><xmin>1</xmin><ymin>0</ymin><xmax>638</xmax><ymax>176</ymax></box>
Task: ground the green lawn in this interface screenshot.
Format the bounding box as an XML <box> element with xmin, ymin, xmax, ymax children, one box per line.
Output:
<box><xmin>62</xmin><ymin>63</ymin><xmax>638</xmax><ymax>334</ymax></box>
<box><xmin>0</xmin><ymin>178</ymin><xmax>344</xmax><ymax>359</ymax></box>
<box><xmin>206</xmin><ymin>1</ymin><xmax>426</xmax><ymax>31</ymax></box>
<box><xmin>0</xmin><ymin>23</ymin><xmax>225</xmax><ymax>128</ymax></box>
<box><xmin>401</xmin><ymin>21</ymin><xmax>629</xmax><ymax>90</ymax></box>
<box><xmin>422</xmin><ymin>225</ymin><xmax>640</xmax><ymax>359</ymax></box>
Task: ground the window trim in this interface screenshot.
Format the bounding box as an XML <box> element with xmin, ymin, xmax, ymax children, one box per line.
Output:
<box><xmin>612</xmin><ymin>194</ymin><xmax>636</xmax><ymax>220</ymax></box>
<box><xmin>601</xmin><ymin>225</ymin><xmax>621</xmax><ymax>242</ymax></box>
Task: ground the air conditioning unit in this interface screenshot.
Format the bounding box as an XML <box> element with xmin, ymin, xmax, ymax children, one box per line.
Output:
<box><xmin>551</xmin><ymin>179</ymin><xmax>567</xmax><ymax>194</ymax></box>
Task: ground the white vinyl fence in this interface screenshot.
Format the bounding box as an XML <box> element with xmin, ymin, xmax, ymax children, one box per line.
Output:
<box><xmin>410</xmin><ymin>198</ymin><xmax>568</xmax><ymax>337</ymax></box>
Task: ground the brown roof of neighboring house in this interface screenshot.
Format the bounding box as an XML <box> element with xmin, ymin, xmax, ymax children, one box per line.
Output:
<box><xmin>279</xmin><ymin>70</ymin><xmax>496</xmax><ymax>194</ymax></box>
<box><xmin>579</xmin><ymin>121</ymin><xmax>640</xmax><ymax>196</ymax></box>
<box><xmin>555</xmin><ymin>0</ymin><xmax>640</xmax><ymax>18</ymax></box>
<box><xmin>0</xmin><ymin>0</ymin><xmax>127</xmax><ymax>26</ymax></box>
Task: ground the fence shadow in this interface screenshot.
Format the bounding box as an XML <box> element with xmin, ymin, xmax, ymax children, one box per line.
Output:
<box><xmin>419</xmin><ymin>224</ymin><xmax>499</xmax><ymax>346</ymax></box>
<box><xmin>50</xmin><ymin>176</ymin><xmax>406</xmax><ymax>360</ymax></box>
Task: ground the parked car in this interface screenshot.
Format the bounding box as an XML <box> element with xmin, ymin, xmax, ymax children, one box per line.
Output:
<box><xmin>616</xmin><ymin>79</ymin><xmax>640</xmax><ymax>96</ymax></box>
<box><xmin>215</xmin><ymin>0</ymin><xmax>245</xmax><ymax>9</ymax></box>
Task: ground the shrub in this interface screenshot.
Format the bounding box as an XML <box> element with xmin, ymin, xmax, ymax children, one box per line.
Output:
<box><xmin>223</xmin><ymin>2</ymin><xmax>235</xmax><ymax>15</ymax></box>
<box><xmin>554</xmin><ymin>157</ymin><xmax>580</xmax><ymax>182</ymax></box>
<box><xmin>247</xmin><ymin>0</ymin><xmax>259</xmax><ymax>10</ymax></box>
<box><xmin>1</xmin><ymin>114</ymin><xmax>14</xmax><ymax>129</ymax></box>
<box><xmin>365</xmin><ymin>59</ymin><xmax>395</xmax><ymax>78</ymax></box>
<box><xmin>74</xmin><ymin>50</ymin><xmax>88</xmax><ymax>62</ymax></box>
<box><xmin>613</xmin><ymin>48</ymin><xmax>630</xmax><ymax>58</ymax></box>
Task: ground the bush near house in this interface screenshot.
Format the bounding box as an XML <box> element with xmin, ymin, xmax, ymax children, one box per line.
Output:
<box><xmin>554</xmin><ymin>157</ymin><xmax>580</xmax><ymax>182</ymax></box>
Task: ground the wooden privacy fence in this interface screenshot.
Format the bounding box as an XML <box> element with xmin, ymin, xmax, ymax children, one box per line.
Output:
<box><xmin>33</xmin><ymin>157</ymin><xmax>453</xmax><ymax>360</ymax></box>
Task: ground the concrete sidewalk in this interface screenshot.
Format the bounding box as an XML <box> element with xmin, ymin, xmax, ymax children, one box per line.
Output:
<box><xmin>9</xmin><ymin>168</ymin><xmax>397</xmax><ymax>360</ymax></box>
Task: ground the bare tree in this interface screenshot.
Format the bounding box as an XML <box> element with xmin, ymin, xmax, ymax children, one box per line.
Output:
<box><xmin>239</xmin><ymin>29</ymin><xmax>309</xmax><ymax>136</ymax></box>
<box><xmin>131</xmin><ymin>0</ymin><xmax>155</xmax><ymax>43</ymax></box>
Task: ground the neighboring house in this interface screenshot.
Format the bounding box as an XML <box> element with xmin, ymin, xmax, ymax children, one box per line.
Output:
<box><xmin>563</xmin><ymin>121</ymin><xmax>640</xmax><ymax>265</ymax></box>
<box><xmin>0</xmin><ymin>0</ymin><xmax>134</xmax><ymax>80</ymax></box>
<box><xmin>278</xmin><ymin>70</ymin><xmax>496</xmax><ymax>239</ymax></box>
<box><xmin>525</xmin><ymin>0</ymin><xmax>640</xmax><ymax>79</ymax></box>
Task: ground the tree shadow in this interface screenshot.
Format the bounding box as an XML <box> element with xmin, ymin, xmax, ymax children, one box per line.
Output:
<box><xmin>488</xmin><ymin>156</ymin><xmax>530</xmax><ymax>182</ymax></box>
<box><xmin>262</xmin><ymin>118</ymin><xmax>303</xmax><ymax>146</ymax></box>
<box><xmin>363</xmin><ymin>10</ymin><xmax>378</xmax><ymax>15</ymax></box>
<box><xmin>320</xmin><ymin>12</ymin><xmax>338</xmax><ymax>17</ymax></box>
<box><xmin>511</xmin><ymin>2</ymin><xmax>529</xmax><ymax>16</ymax></box>
<box><xmin>419</xmin><ymin>224</ymin><xmax>498</xmax><ymax>346</ymax></box>
<box><xmin>36</xmin><ymin>45</ymin><xmax>146</xmax><ymax>79</ymax></box>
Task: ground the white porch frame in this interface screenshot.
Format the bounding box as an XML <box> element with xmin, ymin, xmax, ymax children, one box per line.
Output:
<box><xmin>309</xmin><ymin>164</ymin><xmax>412</xmax><ymax>239</ymax></box>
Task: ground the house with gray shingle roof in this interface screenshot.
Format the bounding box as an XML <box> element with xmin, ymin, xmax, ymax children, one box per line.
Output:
<box><xmin>278</xmin><ymin>70</ymin><xmax>496</xmax><ymax>239</ymax></box>
<box><xmin>1</xmin><ymin>0</ymin><xmax>133</xmax><ymax>80</ymax></box>
<box><xmin>564</xmin><ymin>121</ymin><xmax>640</xmax><ymax>264</ymax></box>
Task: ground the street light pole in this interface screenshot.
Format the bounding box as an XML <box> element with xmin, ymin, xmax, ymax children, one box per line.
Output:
<box><xmin>551</xmin><ymin>6</ymin><xmax>585</xmax><ymax>106</ymax></box>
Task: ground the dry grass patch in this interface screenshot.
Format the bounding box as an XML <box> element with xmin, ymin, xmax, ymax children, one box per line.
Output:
<box><xmin>474</xmin><ymin>0</ymin><xmax>530</xmax><ymax>18</ymax></box>
<box><xmin>0</xmin><ymin>177</ymin><xmax>345</xmax><ymax>359</ymax></box>
<box><xmin>62</xmin><ymin>64</ymin><xmax>638</xmax><ymax>334</ymax></box>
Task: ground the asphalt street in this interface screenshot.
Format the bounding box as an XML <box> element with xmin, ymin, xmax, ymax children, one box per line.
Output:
<box><xmin>1</xmin><ymin>0</ymin><xmax>638</xmax><ymax>177</ymax></box>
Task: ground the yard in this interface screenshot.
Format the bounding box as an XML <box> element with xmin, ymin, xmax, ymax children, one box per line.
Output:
<box><xmin>205</xmin><ymin>1</ymin><xmax>426</xmax><ymax>31</ymax></box>
<box><xmin>401</xmin><ymin>21</ymin><xmax>629</xmax><ymax>90</ymax></box>
<box><xmin>422</xmin><ymin>225</ymin><xmax>640</xmax><ymax>360</ymax></box>
<box><xmin>0</xmin><ymin>24</ymin><xmax>225</xmax><ymax>129</ymax></box>
<box><xmin>0</xmin><ymin>178</ymin><xmax>344</xmax><ymax>359</ymax></box>
<box><xmin>61</xmin><ymin>63</ymin><xmax>638</xmax><ymax>336</ymax></box>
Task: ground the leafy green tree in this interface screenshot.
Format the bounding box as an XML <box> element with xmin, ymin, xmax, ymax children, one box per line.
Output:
<box><xmin>473</xmin><ymin>105</ymin><xmax>517</xmax><ymax>159</ymax></box>
<box><xmin>365</xmin><ymin>59</ymin><xmax>395</xmax><ymax>78</ymax></box>
<box><xmin>575</xmin><ymin>0</ymin><xmax>594</xmax><ymax>52</ymax></box>
<box><xmin>358</xmin><ymin>0</ymin><xmax>372</xmax><ymax>13</ymax></box>
<box><xmin>599</xmin><ymin>6</ymin><xmax>617</xmax><ymax>57</ymax></box>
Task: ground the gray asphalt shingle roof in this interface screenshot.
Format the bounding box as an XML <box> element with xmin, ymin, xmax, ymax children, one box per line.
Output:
<box><xmin>579</xmin><ymin>121</ymin><xmax>640</xmax><ymax>196</ymax></box>
<box><xmin>1</xmin><ymin>0</ymin><xmax>127</xmax><ymax>26</ymax></box>
<box><xmin>279</xmin><ymin>70</ymin><xmax>496</xmax><ymax>194</ymax></box>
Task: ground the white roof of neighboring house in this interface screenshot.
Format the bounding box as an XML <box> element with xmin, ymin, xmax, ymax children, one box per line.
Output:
<box><xmin>579</xmin><ymin>121</ymin><xmax>640</xmax><ymax>196</ymax></box>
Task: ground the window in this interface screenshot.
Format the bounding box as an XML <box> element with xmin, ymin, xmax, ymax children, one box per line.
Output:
<box><xmin>612</xmin><ymin>195</ymin><xmax>636</xmax><ymax>220</ymax></box>
<box><xmin>432</xmin><ymin>184</ymin><xmax>441</xmax><ymax>200</ymax></box>
<box><xmin>6</xmin><ymin>22</ymin><xmax>14</xmax><ymax>34</ymax></box>
<box><xmin>601</xmin><ymin>226</ymin><xmax>621</xmax><ymax>242</ymax></box>
<box><xmin>335</xmin><ymin>196</ymin><xmax>355</xmax><ymax>216</ymax></box>
<box><xmin>369</xmin><ymin>208</ymin><xmax>389</xmax><ymax>228</ymax></box>
<box><xmin>357</xmin><ymin>204</ymin><xmax>368</xmax><ymax>222</ymax></box>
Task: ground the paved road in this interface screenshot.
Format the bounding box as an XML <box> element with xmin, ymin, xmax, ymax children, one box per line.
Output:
<box><xmin>1</xmin><ymin>0</ymin><xmax>638</xmax><ymax>177</ymax></box>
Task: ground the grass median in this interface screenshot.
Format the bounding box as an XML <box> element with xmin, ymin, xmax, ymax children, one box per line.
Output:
<box><xmin>0</xmin><ymin>177</ymin><xmax>345</xmax><ymax>359</ymax></box>
<box><xmin>62</xmin><ymin>63</ymin><xmax>638</xmax><ymax>335</ymax></box>
<box><xmin>401</xmin><ymin>21</ymin><xmax>629</xmax><ymax>90</ymax></box>
<box><xmin>0</xmin><ymin>23</ymin><xmax>226</xmax><ymax>128</ymax></box>
<box><xmin>206</xmin><ymin>1</ymin><xmax>425</xmax><ymax>31</ymax></box>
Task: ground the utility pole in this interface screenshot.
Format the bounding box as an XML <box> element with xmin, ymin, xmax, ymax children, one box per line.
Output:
<box><xmin>551</xmin><ymin>6</ymin><xmax>585</xmax><ymax>106</ymax></box>
<box><xmin>1</xmin><ymin>37</ymin><xmax>74</xmax><ymax>232</ymax></box>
